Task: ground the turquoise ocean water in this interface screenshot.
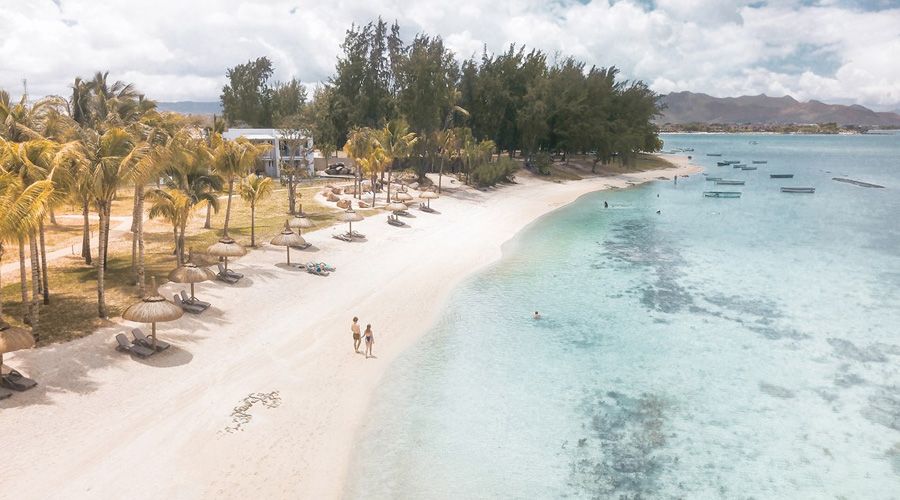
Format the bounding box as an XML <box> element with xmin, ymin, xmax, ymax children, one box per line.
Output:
<box><xmin>345</xmin><ymin>134</ymin><xmax>900</xmax><ymax>499</ymax></box>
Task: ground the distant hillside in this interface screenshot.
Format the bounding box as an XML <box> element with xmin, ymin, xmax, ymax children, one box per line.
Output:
<box><xmin>156</xmin><ymin>101</ymin><xmax>222</xmax><ymax>115</ymax></box>
<box><xmin>657</xmin><ymin>92</ymin><xmax>900</xmax><ymax>127</ymax></box>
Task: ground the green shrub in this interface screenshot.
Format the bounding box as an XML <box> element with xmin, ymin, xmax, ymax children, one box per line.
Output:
<box><xmin>472</xmin><ymin>158</ymin><xmax>519</xmax><ymax>187</ymax></box>
<box><xmin>533</xmin><ymin>152</ymin><xmax>552</xmax><ymax>175</ymax></box>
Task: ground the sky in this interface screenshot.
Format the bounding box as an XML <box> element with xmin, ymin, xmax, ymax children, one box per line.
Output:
<box><xmin>1</xmin><ymin>0</ymin><xmax>899</xmax><ymax>110</ymax></box>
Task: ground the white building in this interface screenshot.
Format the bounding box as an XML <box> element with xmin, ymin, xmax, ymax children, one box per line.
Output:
<box><xmin>221</xmin><ymin>128</ymin><xmax>314</xmax><ymax>178</ymax></box>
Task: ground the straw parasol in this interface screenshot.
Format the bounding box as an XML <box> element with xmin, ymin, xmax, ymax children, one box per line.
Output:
<box><xmin>338</xmin><ymin>208</ymin><xmax>363</xmax><ymax>239</ymax></box>
<box><xmin>419</xmin><ymin>190</ymin><xmax>439</xmax><ymax>209</ymax></box>
<box><xmin>271</xmin><ymin>220</ymin><xmax>307</xmax><ymax>265</ymax></box>
<box><xmin>289</xmin><ymin>214</ymin><xmax>314</xmax><ymax>235</ymax></box>
<box><xmin>0</xmin><ymin>325</ymin><xmax>34</xmax><ymax>375</ymax></box>
<box><xmin>384</xmin><ymin>202</ymin><xmax>408</xmax><ymax>213</ymax></box>
<box><xmin>393</xmin><ymin>191</ymin><xmax>413</xmax><ymax>203</ymax></box>
<box><xmin>207</xmin><ymin>236</ymin><xmax>246</xmax><ymax>272</ymax></box>
<box><xmin>122</xmin><ymin>277</ymin><xmax>183</xmax><ymax>349</ymax></box>
<box><xmin>168</xmin><ymin>250</ymin><xmax>216</xmax><ymax>302</ymax></box>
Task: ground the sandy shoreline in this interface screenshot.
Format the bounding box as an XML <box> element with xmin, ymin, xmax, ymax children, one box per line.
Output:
<box><xmin>0</xmin><ymin>155</ymin><xmax>699</xmax><ymax>499</ymax></box>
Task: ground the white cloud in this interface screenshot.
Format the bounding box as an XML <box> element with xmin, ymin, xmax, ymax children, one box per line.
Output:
<box><xmin>0</xmin><ymin>0</ymin><xmax>898</xmax><ymax>110</ymax></box>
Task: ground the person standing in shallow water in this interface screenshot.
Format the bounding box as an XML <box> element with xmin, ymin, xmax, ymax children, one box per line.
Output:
<box><xmin>364</xmin><ymin>324</ymin><xmax>374</xmax><ymax>358</ymax></box>
<box><xmin>351</xmin><ymin>317</ymin><xmax>361</xmax><ymax>353</ymax></box>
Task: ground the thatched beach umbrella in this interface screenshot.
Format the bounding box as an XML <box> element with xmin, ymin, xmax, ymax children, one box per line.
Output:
<box><xmin>338</xmin><ymin>208</ymin><xmax>363</xmax><ymax>239</ymax></box>
<box><xmin>393</xmin><ymin>191</ymin><xmax>413</xmax><ymax>203</ymax></box>
<box><xmin>271</xmin><ymin>221</ymin><xmax>307</xmax><ymax>265</ymax></box>
<box><xmin>289</xmin><ymin>214</ymin><xmax>314</xmax><ymax>235</ymax></box>
<box><xmin>168</xmin><ymin>251</ymin><xmax>216</xmax><ymax>302</ymax></box>
<box><xmin>419</xmin><ymin>190</ymin><xmax>439</xmax><ymax>209</ymax></box>
<box><xmin>207</xmin><ymin>236</ymin><xmax>246</xmax><ymax>273</ymax></box>
<box><xmin>0</xmin><ymin>325</ymin><xmax>34</xmax><ymax>379</ymax></box>
<box><xmin>384</xmin><ymin>202</ymin><xmax>408</xmax><ymax>213</ymax></box>
<box><xmin>122</xmin><ymin>277</ymin><xmax>183</xmax><ymax>350</ymax></box>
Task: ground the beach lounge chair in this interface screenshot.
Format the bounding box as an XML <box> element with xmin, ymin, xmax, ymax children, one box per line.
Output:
<box><xmin>115</xmin><ymin>333</ymin><xmax>154</xmax><ymax>358</ymax></box>
<box><xmin>216</xmin><ymin>263</ymin><xmax>240</xmax><ymax>284</ymax></box>
<box><xmin>1</xmin><ymin>369</ymin><xmax>37</xmax><ymax>391</ymax></box>
<box><xmin>349</xmin><ymin>230</ymin><xmax>365</xmax><ymax>239</ymax></box>
<box><xmin>132</xmin><ymin>329</ymin><xmax>170</xmax><ymax>352</ymax></box>
<box><xmin>387</xmin><ymin>216</ymin><xmax>406</xmax><ymax>227</ymax></box>
<box><xmin>332</xmin><ymin>233</ymin><xmax>352</xmax><ymax>242</ymax></box>
<box><xmin>180</xmin><ymin>290</ymin><xmax>211</xmax><ymax>309</ymax></box>
<box><xmin>290</xmin><ymin>242</ymin><xmax>312</xmax><ymax>250</ymax></box>
<box><xmin>419</xmin><ymin>204</ymin><xmax>436</xmax><ymax>213</ymax></box>
<box><xmin>219</xmin><ymin>263</ymin><xmax>244</xmax><ymax>279</ymax></box>
<box><xmin>174</xmin><ymin>294</ymin><xmax>205</xmax><ymax>314</ymax></box>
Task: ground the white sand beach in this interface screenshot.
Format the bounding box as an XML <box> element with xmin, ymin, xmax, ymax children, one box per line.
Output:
<box><xmin>0</xmin><ymin>156</ymin><xmax>698</xmax><ymax>499</ymax></box>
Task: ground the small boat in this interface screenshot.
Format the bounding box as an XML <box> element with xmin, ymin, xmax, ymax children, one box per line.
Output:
<box><xmin>683</xmin><ymin>148</ymin><xmax>694</xmax><ymax>152</ymax></box>
<box><xmin>741</xmin><ymin>166</ymin><xmax>758</xmax><ymax>171</ymax></box>
<box><xmin>724</xmin><ymin>160</ymin><xmax>741</xmax><ymax>165</ymax></box>
<box><xmin>770</xmin><ymin>174</ymin><xmax>793</xmax><ymax>178</ymax></box>
<box><xmin>716</xmin><ymin>180</ymin><xmax>745</xmax><ymax>185</ymax></box>
<box><xmin>749</xmin><ymin>140</ymin><xmax>759</xmax><ymax>145</ymax></box>
<box><xmin>781</xmin><ymin>187</ymin><xmax>815</xmax><ymax>193</ymax></box>
<box><xmin>732</xmin><ymin>164</ymin><xmax>746</xmax><ymax>168</ymax></box>
<box><xmin>705</xmin><ymin>177</ymin><xmax>722</xmax><ymax>181</ymax></box>
<box><xmin>707</xmin><ymin>153</ymin><xmax>723</xmax><ymax>157</ymax></box>
<box><xmin>717</xmin><ymin>161</ymin><xmax>730</xmax><ymax>166</ymax></box>
<box><xmin>704</xmin><ymin>191</ymin><xmax>742</xmax><ymax>198</ymax></box>
<box><xmin>752</xmin><ymin>160</ymin><xmax>767</xmax><ymax>164</ymax></box>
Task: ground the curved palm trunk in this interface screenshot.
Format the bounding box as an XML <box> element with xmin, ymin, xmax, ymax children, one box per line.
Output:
<box><xmin>18</xmin><ymin>236</ymin><xmax>29</xmax><ymax>324</ymax></box>
<box><xmin>81</xmin><ymin>199</ymin><xmax>92</xmax><ymax>264</ymax></box>
<box><xmin>0</xmin><ymin>245</ymin><xmax>4</xmax><ymax>317</ymax></box>
<box><xmin>204</xmin><ymin>201</ymin><xmax>212</xmax><ymax>229</ymax></box>
<box><xmin>250</xmin><ymin>202</ymin><xmax>256</xmax><ymax>246</ymax></box>
<box><xmin>223</xmin><ymin>178</ymin><xmax>235</xmax><ymax>236</ymax></box>
<box><xmin>438</xmin><ymin>155</ymin><xmax>445</xmax><ymax>194</ymax></box>
<box><xmin>386</xmin><ymin>167</ymin><xmax>392</xmax><ymax>204</ymax></box>
<box><xmin>135</xmin><ymin>187</ymin><xmax>146</xmax><ymax>297</ymax></box>
<box><xmin>28</xmin><ymin>231</ymin><xmax>41</xmax><ymax>336</ymax></box>
<box><xmin>49</xmin><ymin>208</ymin><xmax>57</xmax><ymax>225</ymax></box>
<box><xmin>371</xmin><ymin>174</ymin><xmax>377</xmax><ymax>207</ymax></box>
<box><xmin>97</xmin><ymin>205</ymin><xmax>109</xmax><ymax>318</ymax></box>
<box><xmin>39</xmin><ymin>220</ymin><xmax>49</xmax><ymax>305</ymax></box>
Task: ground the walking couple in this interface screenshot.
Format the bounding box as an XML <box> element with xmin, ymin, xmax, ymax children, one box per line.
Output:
<box><xmin>351</xmin><ymin>317</ymin><xmax>374</xmax><ymax>358</ymax></box>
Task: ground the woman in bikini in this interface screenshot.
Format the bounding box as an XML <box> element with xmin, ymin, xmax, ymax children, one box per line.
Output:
<box><xmin>364</xmin><ymin>324</ymin><xmax>374</xmax><ymax>359</ymax></box>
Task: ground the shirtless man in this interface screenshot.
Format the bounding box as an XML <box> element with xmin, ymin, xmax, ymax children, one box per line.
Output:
<box><xmin>351</xmin><ymin>317</ymin><xmax>362</xmax><ymax>353</ymax></box>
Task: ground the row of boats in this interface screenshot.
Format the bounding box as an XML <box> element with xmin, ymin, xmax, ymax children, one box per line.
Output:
<box><xmin>701</xmin><ymin>154</ymin><xmax>815</xmax><ymax>198</ymax></box>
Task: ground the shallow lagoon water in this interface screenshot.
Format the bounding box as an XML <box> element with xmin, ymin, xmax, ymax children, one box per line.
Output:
<box><xmin>345</xmin><ymin>134</ymin><xmax>900</xmax><ymax>498</ymax></box>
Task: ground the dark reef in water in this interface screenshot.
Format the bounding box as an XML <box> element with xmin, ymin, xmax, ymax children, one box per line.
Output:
<box><xmin>569</xmin><ymin>390</ymin><xmax>674</xmax><ymax>498</ymax></box>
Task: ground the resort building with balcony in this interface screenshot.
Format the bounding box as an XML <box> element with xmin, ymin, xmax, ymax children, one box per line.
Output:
<box><xmin>221</xmin><ymin>128</ymin><xmax>314</xmax><ymax>178</ymax></box>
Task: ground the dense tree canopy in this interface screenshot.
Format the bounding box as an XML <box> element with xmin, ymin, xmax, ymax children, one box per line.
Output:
<box><xmin>221</xmin><ymin>57</ymin><xmax>308</xmax><ymax>128</ymax></box>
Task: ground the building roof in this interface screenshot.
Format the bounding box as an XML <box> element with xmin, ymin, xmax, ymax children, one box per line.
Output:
<box><xmin>222</xmin><ymin>128</ymin><xmax>311</xmax><ymax>141</ymax></box>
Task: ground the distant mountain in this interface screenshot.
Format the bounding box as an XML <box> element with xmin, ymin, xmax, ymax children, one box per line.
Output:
<box><xmin>657</xmin><ymin>92</ymin><xmax>900</xmax><ymax>127</ymax></box>
<box><xmin>156</xmin><ymin>101</ymin><xmax>222</xmax><ymax>115</ymax></box>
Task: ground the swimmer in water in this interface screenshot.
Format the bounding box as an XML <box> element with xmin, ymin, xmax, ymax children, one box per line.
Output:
<box><xmin>533</xmin><ymin>311</ymin><xmax>541</xmax><ymax>320</ymax></box>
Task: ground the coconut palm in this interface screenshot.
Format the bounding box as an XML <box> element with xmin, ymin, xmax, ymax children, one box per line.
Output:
<box><xmin>211</xmin><ymin>134</ymin><xmax>268</xmax><ymax>236</ymax></box>
<box><xmin>434</xmin><ymin>128</ymin><xmax>457</xmax><ymax>193</ymax></box>
<box><xmin>57</xmin><ymin>126</ymin><xmax>148</xmax><ymax>317</ymax></box>
<box><xmin>0</xmin><ymin>165</ymin><xmax>53</xmax><ymax>326</ymax></box>
<box><xmin>239</xmin><ymin>174</ymin><xmax>274</xmax><ymax>247</ymax></box>
<box><xmin>345</xmin><ymin>127</ymin><xmax>375</xmax><ymax>200</ymax></box>
<box><xmin>148</xmin><ymin>139</ymin><xmax>222</xmax><ymax>265</ymax></box>
<box><xmin>374</xmin><ymin>119</ymin><xmax>417</xmax><ymax>204</ymax></box>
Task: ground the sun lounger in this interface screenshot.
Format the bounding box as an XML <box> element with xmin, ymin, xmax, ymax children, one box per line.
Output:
<box><xmin>395</xmin><ymin>210</ymin><xmax>412</xmax><ymax>217</ymax></box>
<box><xmin>216</xmin><ymin>264</ymin><xmax>240</xmax><ymax>284</ymax></box>
<box><xmin>332</xmin><ymin>233</ymin><xmax>352</xmax><ymax>242</ymax></box>
<box><xmin>290</xmin><ymin>242</ymin><xmax>311</xmax><ymax>250</ymax></box>
<box><xmin>132</xmin><ymin>329</ymin><xmax>170</xmax><ymax>352</ymax></box>
<box><xmin>180</xmin><ymin>290</ymin><xmax>211</xmax><ymax>309</ymax></box>
<box><xmin>217</xmin><ymin>263</ymin><xmax>243</xmax><ymax>279</ymax></box>
<box><xmin>419</xmin><ymin>204</ymin><xmax>436</xmax><ymax>213</ymax></box>
<box><xmin>174</xmin><ymin>294</ymin><xmax>205</xmax><ymax>314</ymax></box>
<box><xmin>115</xmin><ymin>333</ymin><xmax>154</xmax><ymax>358</ymax></box>
<box><xmin>387</xmin><ymin>216</ymin><xmax>406</xmax><ymax>227</ymax></box>
<box><xmin>1</xmin><ymin>369</ymin><xmax>37</xmax><ymax>391</ymax></box>
<box><xmin>349</xmin><ymin>230</ymin><xmax>365</xmax><ymax>239</ymax></box>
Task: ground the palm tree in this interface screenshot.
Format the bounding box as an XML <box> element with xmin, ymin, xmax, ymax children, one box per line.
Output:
<box><xmin>375</xmin><ymin>119</ymin><xmax>417</xmax><ymax>203</ymax></box>
<box><xmin>148</xmin><ymin>138</ymin><xmax>222</xmax><ymax>265</ymax></box>
<box><xmin>239</xmin><ymin>174</ymin><xmax>274</xmax><ymax>247</ymax></box>
<box><xmin>0</xmin><ymin>164</ymin><xmax>53</xmax><ymax>327</ymax></box>
<box><xmin>211</xmin><ymin>134</ymin><xmax>267</xmax><ymax>236</ymax></box>
<box><xmin>345</xmin><ymin>128</ymin><xmax>375</xmax><ymax>200</ymax></box>
<box><xmin>434</xmin><ymin>128</ymin><xmax>457</xmax><ymax>194</ymax></box>
<box><xmin>58</xmin><ymin>127</ymin><xmax>148</xmax><ymax>317</ymax></box>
